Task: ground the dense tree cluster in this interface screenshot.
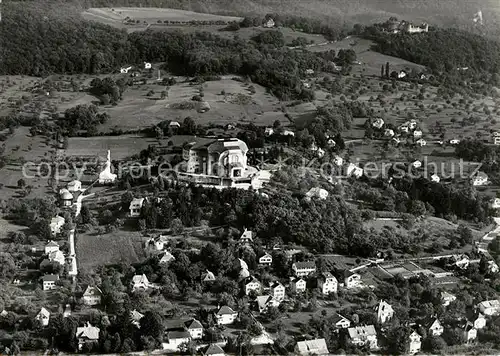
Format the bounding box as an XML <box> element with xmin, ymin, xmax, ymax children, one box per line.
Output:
<box><xmin>59</xmin><ymin>105</ymin><xmax>109</xmax><ymax>136</ymax></box>
<box><xmin>89</xmin><ymin>77</ymin><xmax>129</xmax><ymax>105</ymax></box>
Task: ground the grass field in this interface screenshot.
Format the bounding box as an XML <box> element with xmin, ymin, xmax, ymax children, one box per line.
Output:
<box><xmin>66</xmin><ymin>135</ymin><xmax>160</xmax><ymax>159</ymax></box>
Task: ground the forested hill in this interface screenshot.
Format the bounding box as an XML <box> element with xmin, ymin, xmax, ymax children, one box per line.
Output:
<box><xmin>362</xmin><ymin>25</ymin><xmax>500</xmax><ymax>75</ymax></box>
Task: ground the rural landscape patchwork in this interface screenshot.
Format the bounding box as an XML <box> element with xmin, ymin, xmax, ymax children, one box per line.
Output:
<box><xmin>1</xmin><ymin>0</ymin><xmax>500</xmax><ymax>354</ymax></box>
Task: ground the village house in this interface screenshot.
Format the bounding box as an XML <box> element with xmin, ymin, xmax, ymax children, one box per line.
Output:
<box><xmin>120</xmin><ymin>66</ymin><xmax>132</xmax><ymax>73</ymax></box>
<box><xmin>35</xmin><ymin>307</ymin><xmax>50</xmax><ymax>327</ymax></box>
<box><xmin>427</xmin><ymin>318</ymin><xmax>444</xmax><ymax>336</ymax></box>
<box><xmin>376</xmin><ymin>300</ymin><xmax>394</xmax><ymax>324</ymax></box>
<box><xmin>282</xmin><ymin>130</ymin><xmax>295</xmax><ymax>137</ymax></box>
<box><xmin>348</xmin><ymin>325</ymin><xmax>378</xmax><ymax>350</ymax></box>
<box><xmin>48</xmin><ymin>250</ymin><xmax>65</xmax><ymax>265</ymax></box>
<box><xmin>82</xmin><ymin>286</ymin><xmax>102</xmax><ymax>306</ymax></box>
<box><xmin>269</xmin><ymin>281</ymin><xmax>285</xmax><ymax>301</ymax></box>
<box><xmin>243</xmin><ymin>276</ymin><xmax>262</xmax><ymax>295</ymax></box>
<box><xmin>472</xmin><ymin>171</ymin><xmax>488</xmax><ymax>186</ymax></box>
<box><xmin>202</xmin><ymin>270</ymin><xmax>216</xmax><ymax>282</ymax></box>
<box><xmin>59</xmin><ymin>189</ymin><xmax>74</xmax><ymax>207</ymax></box>
<box><xmin>331</xmin><ymin>313</ymin><xmax>351</xmax><ymax>329</ymax></box>
<box><xmin>264</xmin><ymin>127</ymin><xmax>274</xmax><ymax>136</ymax></box>
<box><xmin>98</xmin><ymin>151</ymin><xmax>117</xmax><ymax>185</ymax></box>
<box><xmin>449</xmin><ymin>139</ymin><xmax>460</xmax><ymax>145</ymax></box>
<box><xmin>145</xmin><ymin>235</ymin><xmax>169</xmax><ymax>254</ymax></box>
<box><xmin>50</xmin><ymin>216</ymin><xmax>65</xmax><ymax>236</ymax></box>
<box><xmin>477</xmin><ymin>300</ymin><xmax>500</xmax><ymax>316</ymax></box>
<box><xmin>488</xmin><ymin>260</ymin><xmax>499</xmax><ymax>274</ymax></box>
<box><xmin>292</xmin><ymin>261</ymin><xmax>316</xmax><ymax>277</ymax></box>
<box><xmin>67</xmin><ymin>180</ymin><xmax>82</xmax><ymax>192</ymax></box>
<box><xmin>295</xmin><ymin>338</ymin><xmax>329</xmax><ymax>355</ymax></box>
<box><xmin>258</xmin><ymin>253</ymin><xmax>273</xmax><ymax>266</ymax></box>
<box><xmin>76</xmin><ymin>322</ymin><xmax>100</xmax><ymax>350</ymax></box>
<box><xmin>144</xmin><ymin>62</ymin><xmax>152</xmax><ymax>69</ymax></box>
<box><xmin>256</xmin><ymin>295</ymin><xmax>280</xmax><ymax>313</ymax></box>
<box><xmin>169</xmin><ymin>120</ymin><xmax>181</xmax><ymax>129</ymax></box>
<box><xmin>372</xmin><ymin>118</ymin><xmax>384</xmax><ymax>129</ymax></box>
<box><xmin>290</xmin><ymin>278</ymin><xmax>307</xmax><ymax>293</ymax></box>
<box><xmin>334</xmin><ymin>155</ymin><xmax>343</xmax><ymax>166</ymax></box>
<box><xmin>327</xmin><ymin>138</ymin><xmax>336</xmax><ymax>147</ymax></box>
<box><xmin>305</xmin><ymin>187</ymin><xmax>329</xmax><ymax>201</ymax></box>
<box><xmin>131</xmin><ymin>274</ymin><xmax>150</xmax><ymax>291</ymax></box>
<box><xmin>493</xmin><ymin>132</ymin><xmax>500</xmax><ymax>145</ymax></box>
<box><xmin>399</xmin><ymin>125</ymin><xmax>410</xmax><ymax>133</ymax></box>
<box><xmin>412</xmin><ymin>160</ymin><xmax>422</xmax><ymax>169</ymax></box>
<box><xmin>430</xmin><ymin>173</ymin><xmax>440</xmax><ymax>183</ymax></box>
<box><xmin>159</xmin><ymin>251</ymin><xmax>176</xmax><ymax>264</ymax></box>
<box><xmin>63</xmin><ymin>304</ymin><xmax>71</xmax><ymax>318</ymax></box>
<box><xmin>129</xmin><ymin>198</ymin><xmax>145</xmax><ymax>217</ymax></box>
<box><xmin>398</xmin><ymin>70</ymin><xmax>408</xmax><ymax>79</ymax></box>
<box><xmin>408</xmin><ymin>331</ymin><xmax>422</xmax><ymax>354</ymax></box>
<box><xmin>263</xmin><ymin>17</ymin><xmax>275</xmax><ymax>28</ymax></box>
<box><xmin>42</xmin><ymin>274</ymin><xmax>59</xmax><ymax>291</ymax></box>
<box><xmin>318</xmin><ymin>272</ymin><xmax>338</xmax><ymax>295</ymax></box>
<box><xmin>239</xmin><ymin>229</ymin><xmax>254</xmax><ymax>244</ymax></box>
<box><xmin>44</xmin><ymin>240</ymin><xmax>60</xmax><ymax>255</ymax></box>
<box><xmin>130</xmin><ymin>309</ymin><xmax>144</xmax><ymax>328</ymax></box>
<box><xmin>470</xmin><ymin>312</ymin><xmax>486</xmax><ymax>329</ymax></box>
<box><xmin>346</xmin><ymin>163</ymin><xmax>363</xmax><ymax>178</ymax></box>
<box><xmin>463</xmin><ymin>322</ymin><xmax>477</xmax><ymax>342</ymax></box>
<box><xmin>491</xmin><ymin>198</ymin><xmax>500</xmax><ymax>209</ymax></box>
<box><xmin>441</xmin><ymin>291</ymin><xmax>457</xmax><ymax>307</ymax></box>
<box><xmin>185</xmin><ymin>319</ymin><xmax>203</xmax><ymax>340</ymax></box>
<box><xmin>384</xmin><ymin>129</ymin><xmax>395</xmax><ymax>137</ymax></box>
<box><xmin>164</xmin><ymin>331</ymin><xmax>191</xmax><ymax>350</ymax></box>
<box><xmin>413</xmin><ymin>130</ymin><xmax>423</xmax><ymax>138</ymax></box>
<box><xmin>204</xmin><ymin>344</ymin><xmax>226</xmax><ymax>356</ymax></box>
<box><xmin>344</xmin><ymin>271</ymin><xmax>362</xmax><ymax>289</ymax></box>
<box><xmin>215</xmin><ymin>305</ymin><xmax>238</xmax><ymax>325</ymax></box>
<box><xmin>416</xmin><ymin>138</ymin><xmax>427</xmax><ymax>146</ymax></box>
<box><xmin>453</xmin><ymin>254</ymin><xmax>470</xmax><ymax>270</ymax></box>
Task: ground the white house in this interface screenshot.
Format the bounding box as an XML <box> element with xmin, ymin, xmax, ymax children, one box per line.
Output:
<box><xmin>416</xmin><ymin>138</ymin><xmax>427</xmax><ymax>146</ymax></box>
<box><xmin>42</xmin><ymin>274</ymin><xmax>59</xmax><ymax>291</ymax></box>
<box><xmin>130</xmin><ymin>309</ymin><xmax>144</xmax><ymax>328</ymax></box>
<box><xmin>82</xmin><ymin>286</ymin><xmax>102</xmax><ymax>306</ymax></box>
<box><xmin>129</xmin><ymin>198</ymin><xmax>145</xmax><ymax>217</ymax></box>
<box><xmin>76</xmin><ymin>322</ymin><xmax>100</xmax><ymax>350</ymax></box>
<box><xmin>264</xmin><ymin>127</ymin><xmax>274</xmax><ymax>136</ymax></box>
<box><xmin>263</xmin><ymin>18</ymin><xmax>275</xmax><ymax>28</ymax></box>
<box><xmin>454</xmin><ymin>254</ymin><xmax>470</xmax><ymax>269</ymax></box>
<box><xmin>441</xmin><ymin>291</ymin><xmax>456</xmax><ymax>307</ymax></box>
<box><xmin>295</xmin><ymin>338</ymin><xmax>329</xmax><ymax>355</ymax></box>
<box><xmin>270</xmin><ymin>281</ymin><xmax>285</xmax><ymax>301</ymax></box>
<box><xmin>164</xmin><ymin>331</ymin><xmax>191</xmax><ymax>351</ymax></box>
<box><xmin>318</xmin><ymin>272</ymin><xmax>338</xmax><ymax>295</ymax></box>
<box><xmin>305</xmin><ymin>187</ymin><xmax>329</xmax><ymax>200</ymax></box>
<box><xmin>463</xmin><ymin>322</ymin><xmax>477</xmax><ymax>343</ymax></box>
<box><xmin>331</xmin><ymin>313</ymin><xmax>351</xmax><ymax>329</ymax></box>
<box><xmin>305</xmin><ymin>69</ymin><xmax>315</xmax><ymax>76</ymax></box>
<box><xmin>290</xmin><ymin>278</ymin><xmax>307</xmax><ymax>293</ymax></box>
<box><xmin>48</xmin><ymin>250</ymin><xmax>66</xmax><ymax>265</ymax></box>
<box><xmin>372</xmin><ymin>118</ymin><xmax>385</xmax><ymax>129</ymax></box>
<box><xmin>427</xmin><ymin>318</ymin><xmax>444</xmax><ymax>336</ymax></box>
<box><xmin>472</xmin><ymin>171</ymin><xmax>488</xmax><ymax>186</ymax></box>
<box><xmin>244</xmin><ymin>276</ymin><xmax>262</xmax><ymax>295</ymax></box>
<box><xmin>449</xmin><ymin>139</ymin><xmax>460</xmax><ymax>145</ymax></box>
<box><xmin>399</xmin><ymin>125</ymin><xmax>409</xmax><ymax>133</ymax></box>
<box><xmin>169</xmin><ymin>121</ymin><xmax>181</xmax><ymax>129</ymax></box>
<box><xmin>204</xmin><ymin>344</ymin><xmax>225</xmax><ymax>356</ymax></box>
<box><xmin>215</xmin><ymin>305</ymin><xmax>238</xmax><ymax>325</ymax></box>
<box><xmin>59</xmin><ymin>189</ymin><xmax>74</xmax><ymax>207</ymax></box>
<box><xmin>256</xmin><ymin>295</ymin><xmax>280</xmax><ymax>313</ymax></box>
<box><xmin>98</xmin><ymin>150</ymin><xmax>117</xmax><ymax>185</ymax></box>
<box><xmin>131</xmin><ymin>274</ymin><xmax>150</xmax><ymax>291</ymax></box>
<box><xmin>282</xmin><ymin>130</ymin><xmax>295</xmax><ymax>137</ymax></box>
<box><xmin>412</xmin><ymin>160</ymin><xmax>422</xmax><ymax>169</ymax></box>
<box><xmin>239</xmin><ymin>229</ymin><xmax>254</xmax><ymax>244</ymax></box>
<box><xmin>144</xmin><ymin>62</ymin><xmax>152</xmax><ymax>69</ymax></box>
<box><xmin>430</xmin><ymin>174</ymin><xmax>440</xmax><ymax>183</ymax></box>
<box><xmin>413</xmin><ymin>130</ymin><xmax>423</xmax><ymax>138</ymax></box>
<box><xmin>348</xmin><ymin>325</ymin><xmax>378</xmax><ymax>350</ymax></box>
<box><xmin>398</xmin><ymin>70</ymin><xmax>408</xmax><ymax>79</ymax></box>
<box><xmin>477</xmin><ymin>300</ymin><xmax>500</xmax><ymax>316</ymax></box>
<box><xmin>471</xmin><ymin>313</ymin><xmax>486</xmax><ymax>329</ymax></box>
<box><xmin>292</xmin><ymin>261</ymin><xmax>316</xmax><ymax>278</ymax></box>
<box><xmin>488</xmin><ymin>260</ymin><xmax>499</xmax><ymax>274</ymax></box>
<box><xmin>120</xmin><ymin>66</ymin><xmax>132</xmax><ymax>73</ymax></box>
<box><xmin>67</xmin><ymin>180</ymin><xmax>82</xmax><ymax>192</ymax></box>
<box><xmin>376</xmin><ymin>300</ymin><xmax>394</xmax><ymax>324</ymax></box>
<box><xmin>491</xmin><ymin>198</ymin><xmax>500</xmax><ymax>209</ymax></box>
<box><xmin>50</xmin><ymin>216</ymin><xmax>65</xmax><ymax>236</ymax></box>
<box><xmin>344</xmin><ymin>271</ymin><xmax>362</xmax><ymax>289</ymax></box>
<box><xmin>346</xmin><ymin>163</ymin><xmax>363</xmax><ymax>178</ymax></box>
<box><xmin>333</xmin><ymin>155</ymin><xmax>344</xmax><ymax>166</ymax></box>
<box><xmin>202</xmin><ymin>270</ymin><xmax>216</xmax><ymax>282</ymax></box>
<box><xmin>159</xmin><ymin>251</ymin><xmax>176</xmax><ymax>264</ymax></box>
<box><xmin>45</xmin><ymin>240</ymin><xmax>60</xmax><ymax>255</ymax></box>
<box><xmin>408</xmin><ymin>331</ymin><xmax>422</xmax><ymax>354</ymax></box>
<box><xmin>185</xmin><ymin>319</ymin><xmax>203</xmax><ymax>340</ymax></box>
<box><xmin>384</xmin><ymin>129</ymin><xmax>395</xmax><ymax>137</ymax></box>
<box><xmin>258</xmin><ymin>253</ymin><xmax>273</xmax><ymax>266</ymax></box>
<box><xmin>35</xmin><ymin>307</ymin><xmax>50</xmax><ymax>327</ymax></box>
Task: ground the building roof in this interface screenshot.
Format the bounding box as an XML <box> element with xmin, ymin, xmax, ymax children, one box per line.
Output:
<box><xmin>76</xmin><ymin>322</ymin><xmax>100</xmax><ymax>340</ymax></box>
<box><xmin>331</xmin><ymin>313</ymin><xmax>349</xmax><ymax>325</ymax></box>
<box><xmin>132</xmin><ymin>274</ymin><xmax>149</xmax><ymax>285</ymax></box>
<box><xmin>46</xmin><ymin>240</ymin><xmax>59</xmax><ymax>248</ymax></box>
<box><xmin>50</xmin><ymin>216</ymin><xmax>65</xmax><ymax>225</ymax></box>
<box><xmin>256</xmin><ymin>295</ymin><xmax>273</xmax><ymax>310</ymax></box>
<box><xmin>216</xmin><ymin>305</ymin><xmax>237</xmax><ymax>315</ymax></box>
<box><xmin>293</xmin><ymin>261</ymin><xmax>316</xmax><ymax>270</ymax></box>
<box><xmin>130</xmin><ymin>309</ymin><xmax>144</xmax><ymax>322</ymax></box>
<box><xmin>478</xmin><ymin>300</ymin><xmax>500</xmax><ymax>309</ymax></box>
<box><xmin>42</xmin><ymin>274</ymin><xmax>59</xmax><ymax>282</ymax></box>
<box><xmin>306</xmin><ymin>187</ymin><xmax>329</xmax><ymax>199</ymax></box>
<box><xmin>245</xmin><ymin>276</ymin><xmax>261</xmax><ymax>286</ymax></box>
<box><xmin>37</xmin><ymin>307</ymin><xmax>50</xmax><ymax>319</ymax></box>
<box><xmin>270</xmin><ymin>281</ymin><xmax>284</xmax><ymax>289</ymax></box>
<box><xmin>202</xmin><ymin>270</ymin><xmax>216</xmax><ymax>281</ymax></box>
<box><xmin>240</xmin><ymin>229</ymin><xmax>254</xmax><ymax>241</ymax></box>
<box><xmin>59</xmin><ymin>189</ymin><xmax>74</xmax><ymax>200</ymax></box>
<box><xmin>83</xmin><ymin>286</ymin><xmax>102</xmax><ymax>298</ymax></box>
<box><xmin>348</xmin><ymin>325</ymin><xmax>377</xmax><ymax>339</ymax></box>
<box><xmin>167</xmin><ymin>330</ymin><xmax>191</xmax><ymax>340</ymax></box>
<box><xmin>205</xmin><ymin>344</ymin><xmax>225</xmax><ymax>355</ymax></box>
<box><xmin>129</xmin><ymin>197</ymin><xmax>145</xmax><ymax>208</ymax></box>
<box><xmin>296</xmin><ymin>338</ymin><xmax>329</xmax><ymax>355</ymax></box>
<box><xmin>185</xmin><ymin>319</ymin><xmax>203</xmax><ymax>329</ymax></box>
<box><xmin>159</xmin><ymin>251</ymin><xmax>176</xmax><ymax>263</ymax></box>
<box><xmin>238</xmin><ymin>258</ymin><xmax>249</xmax><ymax>270</ymax></box>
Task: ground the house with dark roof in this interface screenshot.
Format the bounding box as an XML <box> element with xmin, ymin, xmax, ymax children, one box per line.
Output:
<box><xmin>42</xmin><ymin>274</ymin><xmax>59</xmax><ymax>291</ymax></box>
<box><xmin>82</xmin><ymin>286</ymin><xmax>102</xmax><ymax>306</ymax></box>
<box><xmin>204</xmin><ymin>344</ymin><xmax>225</xmax><ymax>356</ymax></box>
<box><xmin>331</xmin><ymin>313</ymin><xmax>351</xmax><ymax>329</ymax></box>
<box><xmin>185</xmin><ymin>319</ymin><xmax>203</xmax><ymax>340</ymax></box>
<box><xmin>215</xmin><ymin>305</ymin><xmax>238</xmax><ymax>325</ymax></box>
<box><xmin>292</xmin><ymin>261</ymin><xmax>316</xmax><ymax>277</ymax></box>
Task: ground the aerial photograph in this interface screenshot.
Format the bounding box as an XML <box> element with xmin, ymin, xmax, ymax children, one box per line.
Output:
<box><xmin>0</xmin><ymin>0</ymin><xmax>500</xmax><ymax>354</ymax></box>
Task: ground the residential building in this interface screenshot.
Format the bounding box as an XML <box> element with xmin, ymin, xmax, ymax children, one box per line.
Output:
<box><xmin>270</xmin><ymin>281</ymin><xmax>285</xmax><ymax>301</ymax></box>
<box><xmin>416</xmin><ymin>138</ymin><xmax>427</xmax><ymax>146</ymax></box>
<box><xmin>472</xmin><ymin>171</ymin><xmax>488</xmax><ymax>186</ymax></box>
<box><xmin>408</xmin><ymin>331</ymin><xmax>421</xmax><ymax>354</ymax></box>
<box><xmin>441</xmin><ymin>291</ymin><xmax>456</xmax><ymax>307</ymax></box>
<box><xmin>348</xmin><ymin>325</ymin><xmax>378</xmax><ymax>350</ymax></box>
<box><xmin>48</xmin><ymin>250</ymin><xmax>65</xmax><ymax>265</ymax></box>
<box><xmin>376</xmin><ymin>300</ymin><xmax>394</xmax><ymax>324</ymax></box>
<box><xmin>488</xmin><ymin>260</ymin><xmax>499</xmax><ymax>274</ymax></box>
<box><xmin>76</xmin><ymin>322</ymin><xmax>100</xmax><ymax>350</ymax></box>
<box><xmin>44</xmin><ymin>240</ymin><xmax>59</xmax><ymax>255</ymax></box>
<box><xmin>185</xmin><ymin>319</ymin><xmax>203</xmax><ymax>340</ymax></box>
<box><xmin>344</xmin><ymin>271</ymin><xmax>362</xmax><ymax>289</ymax></box>
<box><xmin>131</xmin><ymin>274</ymin><xmax>150</xmax><ymax>291</ymax></box>
<box><xmin>491</xmin><ymin>198</ymin><xmax>500</xmax><ymax>209</ymax></box>
<box><xmin>331</xmin><ymin>313</ymin><xmax>351</xmax><ymax>329</ymax></box>
<box><xmin>98</xmin><ymin>150</ymin><xmax>117</xmax><ymax>185</ymax></box>
<box><xmin>239</xmin><ymin>229</ymin><xmax>254</xmax><ymax>244</ymax></box>
<box><xmin>318</xmin><ymin>272</ymin><xmax>338</xmax><ymax>295</ymax></box>
<box><xmin>263</xmin><ymin>18</ymin><xmax>275</xmax><ymax>28</ymax></box>
<box><xmin>129</xmin><ymin>198</ymin><xmax>145</xmax><ymax>217</ymax></box>
<box><xmin>399</xmin><ymin>125</ymin><xmax>409</xmax><ymax>133</ymax></box>
<box><xmin>130</xmin><ymin>309</ymin><xmax>144</xmax><ymax>328</ymax></box>
<box><xmin>398</xmin><ymin>70</ymin><xmax>408</xmax><ymax>79</ymax></box>
<box><xmin>164</xmin><ymin>331</ymin><xmax>191</xmax><ymax>350</ymax></box>
<box><xmin>478</xmin><ymin>300</ymin><xmax>500</xmax><ymax>316</ymax></box>
<box><xmin>67</xmin><ymin>180</ymin><xmax>82</xmax><ymax>192</ymax></box>
<box><xmin>145</xmin><ymin>235</ymin><xmax>168</xmax><ymax>254</ymax></box>
<box><xmin>82</xmin><ymin>286</ymin><xmax>102</xmax><ymax>306</ymax></box>
<box><xmin>372</xmin><ymin>118</ymin><xmax>384</xmax><ymax>129</ymax></box>
<box><xmin>427</xmin><ymin>318</ymin><xmax>444</xmax><ymax>336</ymax></box>
<box><xmin>494</xmin><ymin>135</ymin><xmax>500</xmax><ymax>145</ymax></box>
<box><xmin>454</xmin><ymin>255</ymin><xmax>470</xmax><ymax>269</ymax></box>
<box><xmin>244</xmin><ymin>276</ymin><xmax>262</xmax><ymax>295</ymax></box>
<box><xmin>305</xmin><ymin>69</ymin><xmax>315</xmax><ymax>75</ymax></box>
<box><xmin>63</xmin><ymin>304</ymin><xmax>71</xmax><ymax>318</ymax></box>
<box><xmin>264</xmin><ymin>127</ymin><xmax>274</xmax><ymax>136</ymax></box>
<box><xmin>170</xmin><ymin>121</ymin><xmax>181</xmax><ymax>129</ymax></box>
<box><xmin>291</xmin><ymin>278</ymin><xmax>307</xmax><ymax>293</ymax></box>
<box><xmin>59</xmin><ymin>189</ymin><xmax>74</xmax><ymax>207</ymax></box>
<box><xmin>50</xmin><ymin>216</ymin><xmax>65</xmax><ymax>236</ymax></box>
<box><xmin>463</xmin><ymin>322</ymin><xmax>477</xmax><ymax>342</ymax></box>
<box><xmin>346</xmin><ymin>163</ymin><xmax>363</xmax><ymax>178</ymax></box>
<box><xmin>412</xmin><ymin>160</ymin><xmax>422</xmax><ymax>169</ymax></box>
<box><xmin>144</xmin><ymin>62</ymin><xmax>152</xmax><ymax>69</ymax></box>
<box><xmin>35</xmin><ymin>307</ymin><xmax>50</xmax><ymax>327</ymax></box>
<box><xmin>215</xmin><ymin>305</ymin><xmax>238</xmax><ymax>325</ymax></box>
<box><xmin>256</xmin><ymin>295</ymin><xmax>279</xmax><ymax>313</ymax></box>
<box><xmin>333</xmin><ymin>155</ymin><xmax>343</xmax><ymax>166</ymax></box>
<box><xmin>449</xmin><ymin>139</ymin><xmax>460</xmax><ymax>145</ymax></box>
<box><xmin>292</xmin><ymin>261</ymin><xmax>316</xmax><ymax>277</ymax></box>
<box><xmin>430</xmin><ymin>174</ymin><xmax>440</xmax><ymax>183</ymax></box>
<box><xmin>42</xmin><ymin>274</ymin><xmax>59</xmax><ymax>291</ymax></box>
<box><xmin>384</xmin><ymin>129</ymin><xmax>395</xmax><ymax>137</ymax></box>
<box><xmin>413</xmin><ymin>130</ymin><xmax>423</xmax><ymax>138</ymax></box>
<box><xmin>120</xmin><ymin>66</ymin><xmax>132</xmax><ymax>73</ymax></box>
<box><xmin>258</xmin><ymin>253</ymin><xmax>273</xmax><ymax>266</ymax></box>
<box><xmin>202</xmin><ymin>270</ymin><xmax>216</xmax><ymax>282</ymax></box>
<box><xmin>204</xmin><ymin>344</ymin><xmax>225</xmax><ymax>356</ymax></box>
<box><xmin>282</xmin><ymin>130</ymin><xmax>295</xmax><ymax>137</ymax></box>
<box><xmin>295</xmin><ymin>338</ymin><xmax>329</xmax><ymax>355</ymax></box>
<box><xmin>305</xmin><ymin>187</ymin><xmax>329</xmax><ymax>200</ymax></box>
<box><xmin>471</xmin><ymin>313</ymin><xmax>486</xmax><ymax>329</ymax></box>
<box><xmin>159</xmin><ymin>251</ymin><xmax>176</xmax><ymax>264</ymax></box>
